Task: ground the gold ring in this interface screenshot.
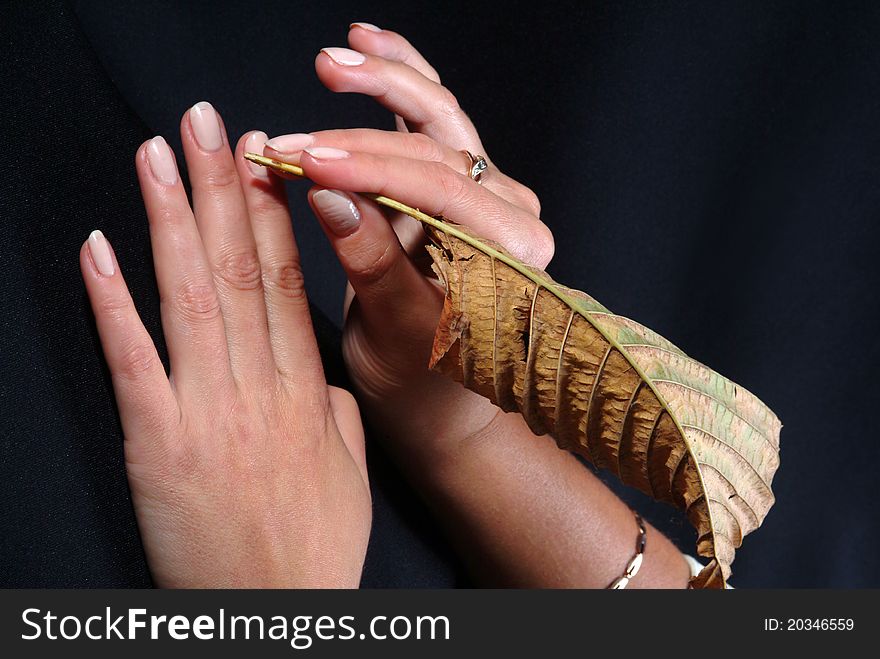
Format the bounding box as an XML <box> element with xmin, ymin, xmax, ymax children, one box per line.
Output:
<box><xmin>461</xmin><ymin>150</ymin><xmax>488</xmax><ymax>184</ymax></box>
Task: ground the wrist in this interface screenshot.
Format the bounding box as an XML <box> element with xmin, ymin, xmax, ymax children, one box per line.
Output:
<box><xmin>354</xmin><ymin>369</ymin><xmax>502</xmax><ymax>464</ymax></box>
<box><xmin>341</xmin><ymin>323</ymin><xmax>512</xmax><ymax>472</ymax></box>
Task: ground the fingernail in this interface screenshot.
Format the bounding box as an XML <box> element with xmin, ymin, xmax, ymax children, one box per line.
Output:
<box><xmin>350</xmin><ymin>22</ymin><xmax>382</xmax><ymax>33</ymax></box>
<box><xmin>312</xmin><ymin>189</ymin><xmax>361</xmax><ymax>237</ymax></box>
<box><xmin>146</xmin><ymin>136</ymin><xmax>178</xmax><ymax>186</ymax></box>
<box><xmin>321</xmin><ymin>47</ymin><xmax>366</xmax><ymax>66</ymax></box>
<box><xmin>265</xmin><ymin>133</ymin><xmax>314</xmax><ymax>155</ymax></box>
<box><xmin>304</xmin><ymin>146</ymin><xmax>351</xmax><ymax>160</ymax></box>
<box><xmin>88</xmin><ymin>230</ymin><xmax>115</xmax><ymax>277</ymax></box>
<box><xmin>189</xmin><ymin>101</ymin><xmax>223</xmax><ymax>152</ymax></box>
<box><xmin>244</xmin><ymin>131</ymin><xmax>269</xmax><ymax>178</ymax></box>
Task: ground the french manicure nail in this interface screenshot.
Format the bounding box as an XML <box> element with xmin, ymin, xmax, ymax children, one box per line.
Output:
<box><xmin>244</xmin><ymin>131</ymin><xmax>269</xmax><ymax>178</ymax></box>
<box><xmin>265</xmin><ymin>133</ymin><xmax>314</xmax><ymax>155</ymax></box>
<box><xmin>304</xmin><ymin>146</ymin><xmax>351</xmax><ymax>160</ymax></box>
<box><xmin>189</xmin><ymin>101</ymin><xmax>224</xmax><ymax>152</ymax></box>
<box><xmin>146</xmin><ymin>136</ymin><xmax>178</xmax><ymax>186</ymax></box>
<box><xmin>321</xmin><ymin>47</ymin><xmax>366</xmax><ymax>66</ymax></box>
<box><xmin>351</xmin><ymin>22</ymin><xmax>382</xmax><ymax>33</ymax></box>
<box><xmin>88</xmin><ymin>230</ymin><xmax>115</xmax><ymax>277</ymax></box>
<box><xmin>312</xmin><ymin>189</ymin><xmax>361</xmax><ymax>237</ymax></box>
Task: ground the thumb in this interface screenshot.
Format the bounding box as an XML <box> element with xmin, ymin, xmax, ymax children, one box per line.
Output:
<box><xmin>308</xmin><ymin>187</ymin><xmax>441</xmax><ymax>344</ymax></box>
<box><xmin>327</xmin><ymin>386</ymin><xmax>369</xmax><ymax>487</ymax></box>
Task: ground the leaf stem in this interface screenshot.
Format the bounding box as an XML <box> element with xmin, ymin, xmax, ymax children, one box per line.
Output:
<box><xmin>244</xmin><ymin>152</ymin><xmax>721</xmax><ymax>585</ymax></box>
<box><xmin>243</xmin><ymin>153</ymin><xmax>598</xmax><ymax>312</ymax></box>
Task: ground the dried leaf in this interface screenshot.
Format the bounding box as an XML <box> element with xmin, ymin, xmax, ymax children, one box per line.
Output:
<box><xmin>241</xmin><ymin>153</ymin><xmax>783</xmax><ymax>589</ymax></box>
<box><xmin>423</xmin><ymin>220</ymin><xmax>782</xmax><ymax>589</ymax></box>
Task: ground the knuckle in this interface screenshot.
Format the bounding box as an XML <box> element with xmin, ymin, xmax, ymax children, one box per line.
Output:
<box><xmin>355</xmin><ymin>241</ymin><xmax>396</xmax><ymax>286</ymax></box>
<box><xmin>517</xmin><ymin>186</ymin><xmax>542</xmax><ymax>217</ymax></box>
<box><xmin>263</xmin><ymin>258</ymin><xmax>307</xmax><ymax>301</ymax></box>
<box><xmin>96</xmin><ymin>293</ymin><xmax>132</xmax><ymax>321</ymax></box>
<box><xmin>506</xmin><ymin>221</ymin><xmax>554</xmax><ymax>268</ymax></box>
<box><xmin>436</xmin><ymin>88</ymin><xmax>462</xmax><ymax>118</ymax></box>
<box><xmin>531</xmin><ymin>224</ymin><xmax>555</xmax><ymax>267</ymax></box>
<box><xmin>215</xmin><ymin>249</ymin><xmax>262</xmax><ymax>292</ymax></box>
<box><xmin>153</xmin><ymin>206</ymin><xmax>184</xmax><ymax>229</ymax></box>
<box><xmin>407</xmin><ymin>132</ymin><xmax>445</xmax><ymax>163</ymax></box>
<box><xmin>247</xmin><ymin>194</ymin><xmax>285</xmax><ymax>220</ymax></box>
<box><xmin>170</xmin><ymin>279</ymin><xmax>222</xmax><ymax>323</ymax></box>
<box><xmin>116</xmin><ymin>342</ymin><xmax>159</xmax><ymax>380</ymax></box>
<box><xmin>199</xmin><ymin>166</ymin><xmax>239</xmax><ymax>193</ymax></box>
<box><xmin>437</xmin><ymin>166</ymin><xmax>469</xmax><ymax>209</ymax></box>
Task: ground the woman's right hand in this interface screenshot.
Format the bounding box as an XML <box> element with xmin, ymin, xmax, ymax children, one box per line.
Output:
<box><xmin>80</xmin><ymin>102</ymin><xmax>371</xmax><ymax>588</ymax></box>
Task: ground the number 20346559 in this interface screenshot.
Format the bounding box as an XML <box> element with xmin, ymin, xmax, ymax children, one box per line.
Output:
<box><xmin>764</xmin><ymin>618</ymin><xmax>854</xmax><ymax>631</ymax></box>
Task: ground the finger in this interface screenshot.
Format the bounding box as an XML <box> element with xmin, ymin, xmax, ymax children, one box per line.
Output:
<box><xmin>315</xmin><ymin>47</ymin><xmax>485</xmax><ymax>153</ymax></box>
<box><xmin>349</xmin><ymin>23</ymin><xmax>441</xmax><ymax>137</ymax></box>
<box><xmin>136</xmin><ymin>136</ymin><xmax>234</xmax><ymax>397</ymax></box>
<box><xmin>328</xmin><ymin>386</ymin><xmax>369</xmax><ymax>488</ymax></box>
<box><xmin>264</xmin><ymin>129</ymin><xmax>463</xmax><ymax>255</ymax></box>
<box><xmin>234</xmin><ymin>130</ymin><xmax>327</xmax><ymax>390</ymax></box>
<box><xmin>307</xmin><ymin>185</ymin><xmax>441</xmax><ymax>353</ymax></box>
<box><xmin>264</xmin><ymin>131</ymin><xmax>480</xmax><ymax>206</ymax></box>
<box><xmin>181</xmin><ymin>102</ymin><xmax>273</xmax><ymax>380</ymax></box>
<box><xmin>264</xmin><ymin>128</ymin><xmax>540</xmax><ymax>218</ymax></box>
<box><xmin>266</xmin><ymin>128</ymin><xmax>458</xmax><ymax>170</ymax></box>
<box><xmin>300</xmin><ymin>147</ymin><xmax>555</xmax><ymax>267</ymax></box>
<box><xmin>80</xmin><ymin>231</ymin><xmax>178</xmax><ymax>441</ymax></box>
<box><xmin>348</xmin><ymin>23</ymin><xmax>441</xmax><ymax>83</ymax></box>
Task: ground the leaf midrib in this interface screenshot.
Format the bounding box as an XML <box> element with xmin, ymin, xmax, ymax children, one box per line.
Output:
<box><xmin>242</xmin><ymin>152</ymin><xmax>723</xmax><ymax>587</ymax></box>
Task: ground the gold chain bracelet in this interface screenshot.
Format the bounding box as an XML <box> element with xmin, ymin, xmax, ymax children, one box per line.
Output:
<box><xmin>607</xmin><ymin>510</ymin><xmax>647</xmax><ymax>589</ymax></box>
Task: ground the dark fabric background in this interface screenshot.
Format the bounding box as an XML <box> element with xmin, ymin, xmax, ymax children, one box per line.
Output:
<box><xmin>2</xmin><ymin>0</ymin><xmax>878</xmax><ymax>587</ymax></box>
<box><xmin>0</xmin><ymin>0</ymin><xmax>462</xmax><ymax>589</ymax></box>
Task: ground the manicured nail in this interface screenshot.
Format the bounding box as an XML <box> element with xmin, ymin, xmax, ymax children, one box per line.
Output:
<box><xmin>312</xmin><ymin>189</ymin><xmax>361</xmax><ymax>237</ymax></box>
<box><xmin>146</xmin><ymin>136</ymin><xmax>178</xmax><ymax>186</ymax></box>
<box><xmin>189</xmin><ymin>101</ymin><xmax>223</xmax><ymax>152</ymax></box>
<box><xmin>88</xmin><ymin>230</ymin><xmax>115</xmax><ymax>277</ymax></box>
<box><xmin>321</xmin><ymin>47</ymin><xmax>366</xmax><ymax>66</ymax></box>
<box><xmin>265</xmin><ymin>133</ymin><xmax>314</xmax><ymax>155</ymax></box>
<box><xmin>350</xmin><ymin>22</ymin><xmax>382</xmax><ymax>33</ymax></box>
<box><xmin>304</xmin><ymin>146</ymin><xmax>351</xmax><ymax>160</ymax></box>
<box><xmin>244</xmin><ymin>131</ymin><xmax>269</xmax><ymax>178</ymax></box>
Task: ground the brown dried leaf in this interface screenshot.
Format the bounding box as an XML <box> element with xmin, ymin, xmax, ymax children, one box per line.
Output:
<box><xmin>239</xmin><ymin>154</ymin><xmax>783</xmax><ymax>589</ymax></box>
<box><xmin>424</xmin><ymin>220</ymin><xmax>782</xmax><ymax>589</ymax></box>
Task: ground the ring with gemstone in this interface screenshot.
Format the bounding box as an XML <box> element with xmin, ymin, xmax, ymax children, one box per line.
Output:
<box><xmin>462</xmin><ymin>150</ymin><xmax>488</xmax><ymax>184</ymax></box>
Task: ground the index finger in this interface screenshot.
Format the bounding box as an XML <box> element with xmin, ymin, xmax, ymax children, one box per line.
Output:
<box><xmin>298</xmin><ymin>147</ymin><xmax>554</xmax><ymax>268</ymax></box>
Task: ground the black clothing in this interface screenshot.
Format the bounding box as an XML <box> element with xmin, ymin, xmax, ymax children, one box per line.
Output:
<box><xmin>2</xmin><ymin>0</ymin><xmax>878</xmax><ymax>587</ymax></box>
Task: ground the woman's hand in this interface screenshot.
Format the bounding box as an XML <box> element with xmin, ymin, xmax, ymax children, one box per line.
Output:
<box><xmin>260</xmin><ymin>27</ymin><xmax>691</xmax><ymax>588</ymax></box>
<box><xmin>80</xmin><ymin>103</ymin><xmax>371</xmax><ymax>588</ymax></box>
<box><xmin>263</xmin><ymin>26</ymin><xmax>554</xmax><ymax>464</ymax></box>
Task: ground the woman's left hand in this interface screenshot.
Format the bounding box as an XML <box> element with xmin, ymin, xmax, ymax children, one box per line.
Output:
<box><xmin>258</xmin><ymin>26</ymin><xmax>692</xmax><ymax>588</ymax></box>
<box><xmin>262</xmin><ymin>26</ymin><xmax>554</xmax><ymax>465</ymax></box>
